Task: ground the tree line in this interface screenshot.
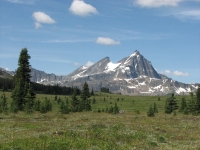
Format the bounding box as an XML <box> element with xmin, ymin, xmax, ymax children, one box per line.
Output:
<box><xmin>0</xmin><ymin>77</ymin><xmax>81</xmax><ymax>95</ymax></box>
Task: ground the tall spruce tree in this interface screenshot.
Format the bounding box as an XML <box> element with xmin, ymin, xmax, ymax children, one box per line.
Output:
<box><xmin>179</xmin><ymin>97</ymin><xmax>187</xmax><ymax>112</ymax></box>
<box><xmin>11</xmin><ymin>48</ymin><xmax>35</xmax><ymax>112</ymax></box>
<box><xmin>80</xmin><ymin>82</ymin><xmax>91</xmax><ymax>111</ymax></box>
<box><xmin>24</xmin><ymin>83</ymin><xmax>36</xmax><ymax>114</ymax></box>
<box><xmin>71</xmin><ymin>88</ymin><xmax>79</xmax><ymax>112</ymax></box>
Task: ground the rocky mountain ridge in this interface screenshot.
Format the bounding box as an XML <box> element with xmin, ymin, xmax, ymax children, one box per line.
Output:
<box><xmin>1</xmin><ymin>51</ymin><xmax>199</xmax><ymax>95</ymax></box>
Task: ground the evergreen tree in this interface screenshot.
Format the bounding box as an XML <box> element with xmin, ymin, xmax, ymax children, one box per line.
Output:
<box><xmin>33</xmin><ymin>99</ymin><xmax>41</xmax><ymax>111</ymax></box>
<box><xmin>80</xmin><ymin>82</ymin><xmax>91</xmax><ymax>111</ymax></box>
<box><xmin>108</xmin><ymin>106</ymin><xmax>113</xmax><ymax>113</ymax></box>
<box><xmin>147</xmin><ymin>105</ymin><xmax>154</xmax><ymax>117</ymax></box>
<box><xmin>92</xmin><ymin>97</ymin><xmax>96</xmax><ymax>104</ymax></box>
<box><xmin>196</xmin><ymin>85</ymin><xmax>200</xmax><ymax>113</ymax></box>
<box><xmin>91</xmin><ymin>89</ymin><xmax>94</xmax><ymax>96</ymax></box>
<box><xmin>71</xmin><ymin>88</ymin><xmax>79</xmax><ymax>112</ymax></box>
<box><xmin>54</xmin><ymin>95</ymin><xmax>57</xmax><ymax>101</ymax></box>
<box><xmin>187</xmin><ymin>99</ymin><xmax>197</xmax><ymax>115</ymax></box>
<box><xmin>113</xmin><ymin>103</ymin><xmax>119</xmax><ymax>114</ymax></box>
<box><xmin>24</xmin><ymin>83</ymin><xmax>36</xmax><ymax>114</ymax></box>
<box><xmin>164</xmin><ymin>94</ymin><xmax>178</xmax><ymax>114</ymax></box>
<box><xmin>11</xmin><ymin>48</ymin><xmax>35</xmax><ymax>111</ymax></box>
<box><xmin>0</xmin><ymin>93</ymin><xmax>8</xmax><ymax>113</ymax></box>
<box><xmin>179</xmin><ymin>97</ymin><xmax>187</xmax><ymax>112</ymax></box>
<box><xmin>153</xmin><ymin>102</ymin><xmax>158</xmax><ymax>113</ymax></box>
<box><xmin>60</xmin><ymin>100</ymin><xmax>69</xmax><ymax>114</ymax></box>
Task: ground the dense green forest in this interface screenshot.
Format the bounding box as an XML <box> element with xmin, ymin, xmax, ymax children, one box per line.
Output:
<box><xmin>0</xmin><ymin>77</ymin><xmax>80</xmax><ymax>95</ymax></box>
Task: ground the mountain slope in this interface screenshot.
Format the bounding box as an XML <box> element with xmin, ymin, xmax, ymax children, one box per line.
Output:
<box><xmin>2</xmin><ymin>50</ymin><xmax>198</xmax><ymax>95</ymax></box>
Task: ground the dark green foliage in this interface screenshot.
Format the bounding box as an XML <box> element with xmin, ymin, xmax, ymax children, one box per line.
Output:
<box><xmin>187</xmin><ymin>99</ymin><xmax>197</xmax><ymax>115</ymax></box>
<box><xmin>90</xmin><ymin>89</ymin><xmax>94</xmax><ymax>96</ymax></box>
<box><xmin>60</xmin><ymin>100</ymin><xmax>69</xmax><ymax>114</ymax></box>
<box><xmin>196</xmin><ymin>85</ymin><xmax>200</xmax><ymax>113</ymax></box>
<box><xmin>179</xmin><ymin>97</ymin><xmax>187</xmax><ymax>112</ymax></box>
<box><xmin>80</xmin><ymin>82</ymin><xmax>91</xmax><ymax>111</ymax></box>
<box><xmin>33</xmin><ymin>99</ymin><xmax>41</xmax><ymax>111</ymax></box>
<box><xmin>24</xmin><ymin>83</ymin><xmax>36</xmax><ymax>114</ymax></box>
<box><xmin>71</xmin><ymin>88</ymin><xmax>80</xmax><ymax>112</ymax></box>
<box><xmin>147</xmin><ymin>105</ymin><xmax>154</xmax><ymax>117</ymax></box>
<box><xmin>164</xmin><ymin>94</ymin><xmax>178</xmax><ymax>114</ymax></box>
<box><xmin>103</xmin><ymin>97</ymin><xmax>106</xmax><ymax>102</ymax></box>
<box><xmin>54</xmin><ymin>95</ymin><xmax>57</xmax><ymax>101</ymax></box>
<box><xmin>57</xmin><ymin>97</ymin><xmax>62</xmax><ymax>104</ymax></box>
<box><xmin>108</xmin><ymin>106</ymin><xmax>113</xmax><ymax>113</ymax></box>
<box><xmin>98</xmin><ymin>108</ymin><xmax>101</xmax><ymax>113</ymax></box>
<box><xmin>158</xmin><ymin>97</ymin><xmax>161</xmax><ymax>101</ymax></box>
<box><xmin>92</xmin><ymin>97</ymin><xmax>96</xmax><ymax>104</ymax></box>
<box><xmin>113</xmin><ymin>103</ymin><xmax>119</xmax><ymax>114</ymax></box>
<box><xmin>39</xmin><ymin>98</ymin><xmax>52</xmax><ymax>113</ymax></box>
<box><xmin>0</xmin><ymin>93</ymin><xmax>8</xmax><ymax>113</ymax></box>
<box><xmin>100</xmin><ymin>87</ymin><xmax>110</xmax><ymax>93</ymax></box>
<box><xmin>11</xmin><ymin>48</ymin><xmax>35</xmax><ymax>112</ymax></box>
<box><xmin>153</xmin><ymin>102</ymin><xmax>158</xmax><ymax>113</ymax></box>
<box><xmin>158</xmin><ymin>136</ymin><xmax>166</xmax><ymax>143</ymax></box>
<box><xmin>0</xmin><ymin>78</ymin><xmax>14</xmax><ymax>91</ymax></box>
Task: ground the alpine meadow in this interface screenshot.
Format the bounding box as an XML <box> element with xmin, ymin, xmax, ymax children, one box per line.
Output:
<box><xmin>0</xmin><ymin>48</ymin><xmax>200</xmax><ymax>149</ymax></box>
<box><xmin>1</xmin><ymin>0</ymin><xmax>200</xmax><ymax>149</ymax></box>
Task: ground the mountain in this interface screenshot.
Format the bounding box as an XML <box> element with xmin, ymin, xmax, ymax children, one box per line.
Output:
<box><xmin>63</xmin><ymin>50</ymin><xmax>198</xmax><ymax>95</ymax></box>
<box><xmin>0</xmin><ymin>69</ymin><xmax>13</xmax><ymax>79</ymax></box>
<box><xmin>1</xmin><ymin>51</ymin><xmax>199</xmax><ymax>95</ymax></box>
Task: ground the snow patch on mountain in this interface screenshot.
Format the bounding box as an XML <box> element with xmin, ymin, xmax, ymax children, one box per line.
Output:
<box><xmin>105</xmin><ymin>62</ymin><xmax>120</xmax><ymax>72</ymax></box>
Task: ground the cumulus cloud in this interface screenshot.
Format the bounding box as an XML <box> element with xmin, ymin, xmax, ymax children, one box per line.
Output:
<box><xmin>96</xmin><ymin>37</ymin><xmax>120</xmax><ymax>45</ymax></box>
<box><xmin>32</xmin><ymin>12</ymin><xmax>56</xmax><ymax>29</ymax></box>
<box><xmin>85</xmin><ymin>61</ymin><xmax>94</xmax><ymax>67</ymax></box>
<box><xmin>161</xmin><ymin>70</ymin><xmax>189</xmax><ymax>76</ymax></box>
<box><xmin>134</xmin><ymin>0</ymin><xmax>183</xmax><ymax>7</ymax></box>
<box><xmin>69</xmin><ymin>0</ymin><xmax>98</xmax><ymax>17</ymax></box>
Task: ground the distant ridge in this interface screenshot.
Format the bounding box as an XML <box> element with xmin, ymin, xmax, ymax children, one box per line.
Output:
<box><xmin>1</xmin><ymin>50</ymin><xmax>199</xmax><ymax>95</ymax></box>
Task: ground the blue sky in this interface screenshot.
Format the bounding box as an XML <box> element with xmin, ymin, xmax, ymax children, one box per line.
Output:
<box><xmin>0</xmin><ymin>0</ymin><xmax>200</xmax><ymax>84</ymax></box>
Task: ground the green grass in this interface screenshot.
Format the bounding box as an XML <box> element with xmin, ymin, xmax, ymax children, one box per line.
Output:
<box><xmin>0</xmin><ymin>91</ymin><xmax>200</xmax><ymax>149</ymax></box>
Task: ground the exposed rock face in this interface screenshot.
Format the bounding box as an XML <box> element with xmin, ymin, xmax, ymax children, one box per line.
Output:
<box><xmin>2</xmin><ymin>51</ymin><xmax>198</xmax><ymax>95</ymax></box>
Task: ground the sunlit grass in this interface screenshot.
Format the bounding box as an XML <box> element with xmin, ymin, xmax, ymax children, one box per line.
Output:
<box><xmin>0</xmin><ymin>91</ymin><xmax>200</xmax><ymax>149</ymax></box>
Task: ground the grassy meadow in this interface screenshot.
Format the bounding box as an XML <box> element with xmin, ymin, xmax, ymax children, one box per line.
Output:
<box><xmin>0</xmin><ymin>91</ymin><xmax>200</xmax><ymax>149</ymax></box>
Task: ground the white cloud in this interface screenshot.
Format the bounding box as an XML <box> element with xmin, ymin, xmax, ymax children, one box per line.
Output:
<box><xmin>69</xmin><ymin>0</ymin><xmax>98</xmax><ymax>17</ymax></box>
<box><xmin>176</xmin><ymin>10</ymin><xmax>200</xmax><ymax>20</ymax></box>
<box><xmin>96</xmin><ymin>37</ymin><xmax>120</xmax><ymax>45</ymax></box>
<box><xmin>74</xmin><ymin>62</ymin><xmax>79</xmax><ymax>66</ymax></box>
<box><xmin>32</xmin><ymin>12</ymin><xmax>56</xmax><ymax>29</ymax></box>
<box><xmin>85</xmin><ymin>61</ymin><xmax>94</xmax><ymax>67</ymax></box>
<box><xmin>164</xmin><ymin>70</ymin><xmax>171</xmax><ymax>75</ymax></box>
<box><xmin>7</xmin><ymin>0</ymin><xmax>34</xmax><ymax>4</ymax></box>
<box><xmin>161</xmin><ymin>70</ymin><xmax>189</xmax><ymax>76</ymax></box>
<box><xmin>173</xmin><ymin>71</ymin><xmax>189</xmax><ymax>76</ymax></box>
<box><xmin>34</xmin><ymin>22</ymin><xmax>42</xmax><ymax>29</ymax></box>
<box><xmin>134</xmin><ymin>0</ymin><xmax>183</xmax><ymax>7</ymax></box>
